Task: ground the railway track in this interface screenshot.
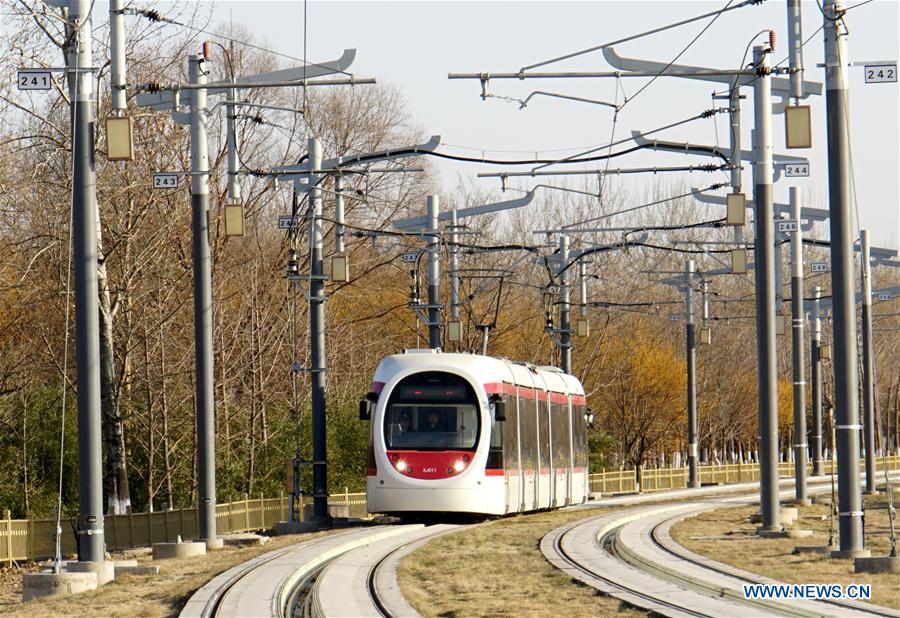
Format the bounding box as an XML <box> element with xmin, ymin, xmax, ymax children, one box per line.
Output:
<box><xmin>180</xmin><ymin>523</ymin><xmax>465</xmax><ymax>618</ymax></box>
<box><xmin>180</xmin><ymin>525</ymin><xmax>420</xmax><ymax>618</ymax></box>
<box><xmin>643</xmin><ymin>511</ymin><xmax>900</xmax><ymax>618</ymax></box>
<box><xmin>307</xmin><ymin>523</ymin><xmax>463</xmax><ymax>617</ymax></box>
<box><xmin>182</xmin><ymin>476</ymin><xmax>897</xmax><ymax>618</ymax></box>
<box><xmin>542</xmin><ymin>478</ymin><xmax>900</xmax><ymax>618</ymax></box>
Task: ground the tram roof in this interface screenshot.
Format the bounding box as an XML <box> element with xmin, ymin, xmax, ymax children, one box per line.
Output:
<box><xmin>373</xmin><ymin>351</ymin><xmax>585</xmax><ymax>397</ymax></box>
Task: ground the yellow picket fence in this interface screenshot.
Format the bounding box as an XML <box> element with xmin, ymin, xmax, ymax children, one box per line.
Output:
<box><xmin>588</xmin><ymin>455</ymin><xmax>900</xmax><ymax>494</ymax></box>
<box><xmin>3</xmin><ymin>455</ymin><xmax>897</xmax><ymax>565</ymax></box>
<box><xmin>1</xmin><ymin>491</ymin><xmax>366</xmax><ymax>565</ymax></box>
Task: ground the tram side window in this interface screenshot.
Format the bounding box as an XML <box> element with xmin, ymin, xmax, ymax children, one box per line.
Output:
<box><xmin>538</xmin><ymin>395</ymin><xmax>550</xmax><ymax>473</ymax></box>
<box><xmin>501</xmin><ymin>394</ymin><xmax>518</xmax><ymax>473</ymax></box>
<box><xmin>551</xmin><ymin>402</ymin><xmax>570</xmax><ymax>469</ymax></box>
<box><xmin>520</xmin><ymin>394</ymin><xmax>537</xmax><ymax>475</ymax></box>
<box><xmin>573</xmin><ymin>404</ymin><xmax>588</xmax><ymax>469</ymax></box>
<box><xmin>487</xmin><ymin>395</ymin><xmax>504</xmax><ymax>470</ymax></box>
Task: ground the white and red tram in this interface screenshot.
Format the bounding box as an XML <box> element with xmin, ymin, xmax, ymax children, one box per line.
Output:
<box><xmin>360</xmin><ymin>350</ymin><xmax>590</xmax><ymax>516</ymax></box>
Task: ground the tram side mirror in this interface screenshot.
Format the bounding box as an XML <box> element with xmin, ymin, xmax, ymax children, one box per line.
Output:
<box><xmin>490</xmin><ymin>395</ymin><xmax>506</xmax><ymax>422</ymax></box>
<box><xmin>359</xmin><ymin>392</ymin><xmax>378</xmax><ymax>421</ymax></box>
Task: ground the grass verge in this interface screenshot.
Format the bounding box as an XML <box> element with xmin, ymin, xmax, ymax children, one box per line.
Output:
<box><xmin>670</xmin><ymin>490</ymin><xmax>900</xmax><ymax>610</ymax></box>
<box><xmin>0</xmin><ymin>529</ymin><xmax>338</xmax><ymax>617</ymax></box>
<box><xmin>398</xmin><ymin>508</ymin><xmax>647</xmax><ymax>618</ymax></box>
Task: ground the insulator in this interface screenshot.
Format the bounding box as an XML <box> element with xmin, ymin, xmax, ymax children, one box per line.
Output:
<box><xmin>202</xmin><ymin>41</ymin><xmax>211</xmax><ymax>61</ymax></box>
<box><xmin>768</xmin><ymin>30</ymin><xmax>776</xmax><ymax>52</ymax></box>
<box><xmin>286</xmin><ymin>249</ymin><xmax>299</xmax><ymax>278</ymax></box>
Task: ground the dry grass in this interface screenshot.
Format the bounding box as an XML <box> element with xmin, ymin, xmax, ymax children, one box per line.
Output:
<box><xmin>0</xmin><ymin>530</ymin><xmax>339</xmax><ymax>617</ymax></box>
<box><xmin>670</xmin><ymin>490</ymin><xmax>900</xmax><ymax>610</ymax></box>
<box><xmin>398</xmin><ymin>508</ymin><xmax>647</xmax><ymax>618</ymax></box>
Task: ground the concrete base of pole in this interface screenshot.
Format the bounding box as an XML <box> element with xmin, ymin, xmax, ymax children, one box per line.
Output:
<box><xmin>152</xmin><ymin>541</ymin><xmax>207</xmax><ymax>560</ymax></box>
<box><xmin>273</xmin><ymin>520</ymin><xmax>320</xmax><ymax>535</ymax></box>
<box><xmin>589</xmin><ymin>492</ymin><xmax>603</xmax><ymax>501</ymax></box>
<box><xmin>222</xmin><ymin>533</ymin><xmax>270</xmax><ymax>548</ymax></box>
<box><xmin>750</xmin><ymin>507</ymin><xmax>798</xmax><ymax>527</ymax></box>
<box><xmin>688</xmin><ymin>481</ymin><xmax>701</xmax><ymax>489</ymax></box>
<box><xmin>22</xmin><ymin>572</ymin><xmax>97</xmax><ymax>601</ymax></box>
<box><xmin>784</xmin><ymin>528</ymin><xmax>814</xmax><ymax>539</ymax></box>
<box><xmin>66</xmin><ymin>560</ymin><xmax>115</xmax><ymax>586</ymax></box>
<box><xmin>830</xmin><ymin>548</ymin><xmax>872</xmax><ymax>560</ymax></box>
<box><xmin>862</xmin><ymin>489</ymin><xmax>880</xmax><ymax>496</ymax></box>
<box><xmin>756</xmin><ymin>526</ymin><xmax>787</xmax><ymax>538</ymax></box>
<box><xmin>854</xmin><ymin>556</ymin><xmax>900</xmax><ymax>573</ymax></box>
<box><xmin>205</xmin><ymin>538</ymin><xmax>225</xmax><ymax>551</ymax></box>
<box><xmin>793</xmin><ymin>544</ymin><xmax>838</xmax><ymax>555</ymax></box>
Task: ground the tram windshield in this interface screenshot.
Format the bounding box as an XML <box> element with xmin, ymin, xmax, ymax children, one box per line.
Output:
<box><xmin>383</xmin><ymin>372</ymin><xmax>480</xmax><ymax>450</ymax></box>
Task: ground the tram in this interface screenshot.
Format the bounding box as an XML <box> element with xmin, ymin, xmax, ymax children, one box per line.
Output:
<box><xmin>359</xmin><ymin>350</ymin><xmax>591</xmax><ymax>516</ymax></box>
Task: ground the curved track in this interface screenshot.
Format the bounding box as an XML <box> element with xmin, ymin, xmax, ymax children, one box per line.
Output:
<box><xmin>309</xmin><ymin>523</ymin><xmax>462</xmax><ymax>617</ymax></box>
<box><xmin>542</xmin><ymin>480</ymin><xmax>900</xmax><ymax>618</ymax></box>
<box><xmin>180</xmin><ymin>525</ymin><xmax>423</xmax><ymax>618</ymax></box>
<box><xmin>181</xmin><ymin>476</ymin><xmax>897</xmax><ymax>618</ymax></box>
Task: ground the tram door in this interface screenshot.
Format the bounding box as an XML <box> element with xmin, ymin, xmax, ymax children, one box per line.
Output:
<box><xmin>545</xmin><ymin>391</ymin><xmax>555</xmax><ymax>508</ymax></box>
<box><xmin>514</xmin><ymin>389</ymin><xmax>524</xmax><ymax>512</ymax></box>
<box><xmin>566</xmin><ymin>397</ymin><xmax>574</xmax><ymax>505</ymax></box>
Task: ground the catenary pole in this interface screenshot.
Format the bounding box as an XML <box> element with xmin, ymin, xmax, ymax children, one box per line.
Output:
<box><xmin>810</xmin><ymin>286</ymin><xmax>824</xmax><ymax>475</ymax></box>
<box><xmin>66</xmin><ymin>0</ymin><xmax>105</xmax><ymax>564</ymax></box>
<box><xmin>108</xmin><ymin>0</ymin><xmax>126</xmax><ymax>112</ymax></box>
<box><xmin>790</xmin><ymin>187</ymin><xmax>809</xmax><ymax>503</ymax></box>
<box><xmin>729</xmin><ymin>87</ymin><xmax>744</xmax><ymax>245</ymax></box>
<box><xmin>307</xmin><ymin>137</ymin><xmax>329</xmax><ymax>522</ymax></box>
<box><xmin>578</xmin><ymin>261</ymin><xmax>587</xmax><ymax>322</ymax></box>
<box><xmin>426</xmin><ymin>196</ymin><xmax>441</xmax><ymax>349</ymax></box>
<box><xmin>686</xmin><ymin>259</ymin><xmax>700</xmax><ymax>489</ymax></box>
<box><xmin>188</xmin><ymin>53</ymin><xmax>217</xmax><ymax>544</ymax></box>
<box><xmin>787</xmin><ymin>0</ymin><xmax>806</xmax><ymax>102</ymax></box>
<box><xmin>823</xmin><ymin>0</ymin><xmax>866</xmax><ymax>557</ymax></box>
<box><xmin>752</xmin><ymin>44</ymin><xmax>781</xmax><ymax>533</ymax></box>
<box><xmin>225</xmin><ymin>91</ymin><xmax>239</xmax><ymax>202</ymax></box>
<box><xmin>449</xmin><ymin>209</ymin><xmax>460</xmax><ymax>339</ymax></box>
<box><xmin>860</xmin><ymin>229</ymin><xmax>876</xmax><ymax>494</ymax></box>
<box><xmin>558</xmin><ymin>235</ymin><xmax>572</xmax><ymax>373</ymax></box>
<box><xmin>334</xmin><ymin>174</ymin><xmax>345</xmax><ymax>254</ymax></box>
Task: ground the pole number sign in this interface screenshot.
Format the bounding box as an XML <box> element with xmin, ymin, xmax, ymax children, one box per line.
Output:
<box><xmin>784</xmin><ymin>163</ymin><xmax>809</xmax><ymax>177</ymax></box>
<box><xmin>277</xmin><ymin>215</ymin><xmax>300</xmax><ymax>230</ymax></box>
<box><xmin>777</xmin><ymin>220</ymin><xmax>799</xmax><ymax>233</ymax></box>
<box><xmin>17</xmin><ymin>70</ymin><xmax>52</xmax><ymax>90</ymax></box>
<box><xmin>810</xmin><ymin>261</ymin><xmax>828</xmax><ymax>273</ymax></box>
<box><xmin>668</xmin><ymin>313</ymin><xmax>681</xmax><ymax>322</ymax></box>
<box><xmin>864</xmin><ymin>64</ymin><xmax>896</xmax><ymax>83</ymax></box>
<box><xmin>876</xmin><ymin>292</ymin><xmax>893</xmax><ymax>301</ymax></box>
<box><xmin>152</xmin><ymin>173</ymin><xmax>179</xmax><ymax>189</ymax></box>
<box><xmin>401</xmin><ymin>252</ymin><xmax>419</xmax><ymax>263</ymax></box>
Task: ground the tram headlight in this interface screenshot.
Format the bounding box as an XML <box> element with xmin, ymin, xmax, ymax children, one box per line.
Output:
<box><xmin>453</xmin><ymin>459</ymin><xmax>466</xmax><ymax>473</ymax></box>
<box><xmin>395</xmin><ymin>459</ymin><xmax>407</xmax><ymax>472</ymax></box>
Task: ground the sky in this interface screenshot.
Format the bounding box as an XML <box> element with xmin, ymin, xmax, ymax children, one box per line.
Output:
<box><xmin>154</xmin><ymin>1</ymin><xmax>899</xmax><ymax>248</ymax></box>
